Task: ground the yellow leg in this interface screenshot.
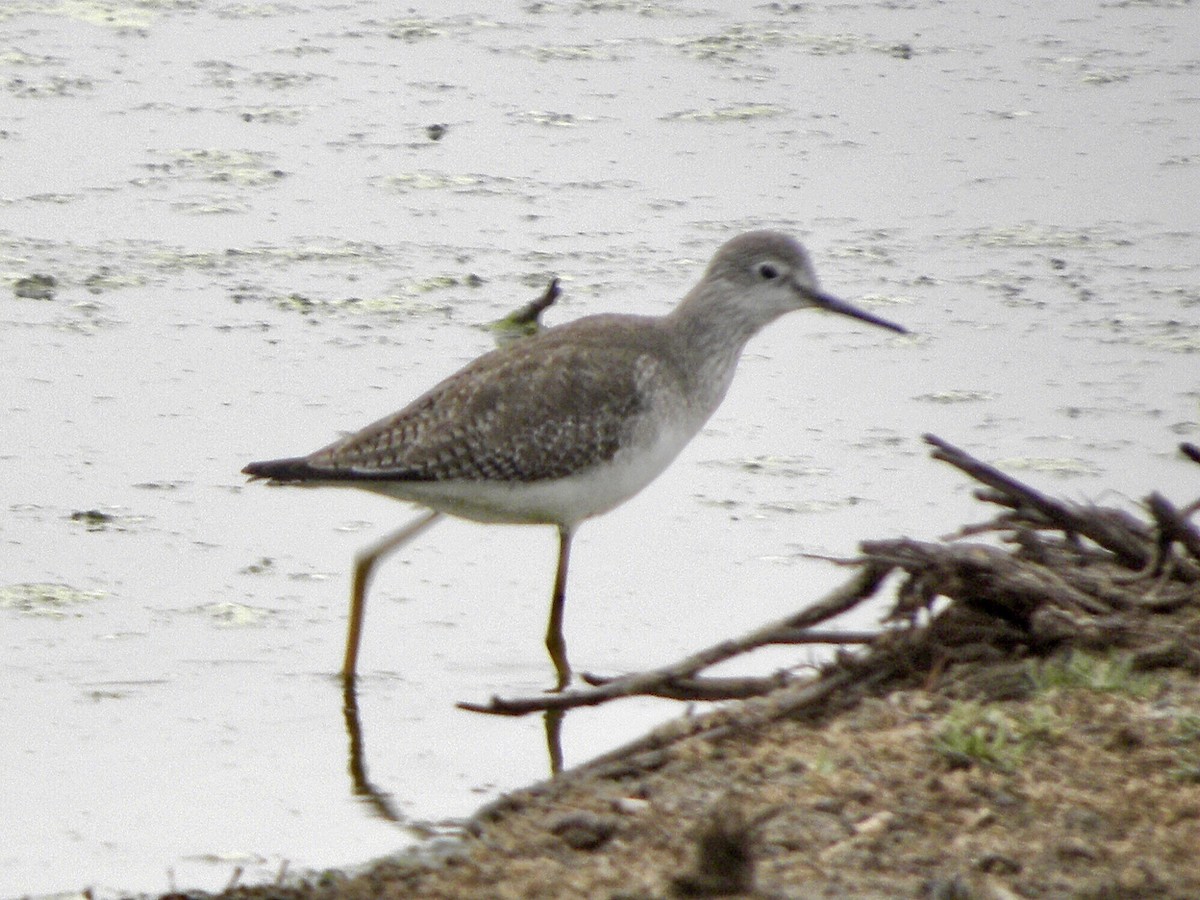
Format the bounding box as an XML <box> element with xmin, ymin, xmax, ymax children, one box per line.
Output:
<box><xmin>343</xmin><ymin>510</ymin><xmax>443</xmax><ymax>683</ymax></box>
<box><xmin>545</xmin><ymin>525</ymin><xmax>574</xmax><ymax>691</ymax></box>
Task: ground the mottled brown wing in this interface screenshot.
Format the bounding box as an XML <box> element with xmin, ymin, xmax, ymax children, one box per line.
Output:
<box><xmin>303</xmin><ymin>330</ymin><xmax>651</xmax><ymax>483</ymax></box>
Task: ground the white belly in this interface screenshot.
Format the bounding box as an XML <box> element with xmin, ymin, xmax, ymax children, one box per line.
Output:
<box><xmin>361</xmin><ymin>411</ymin><xmax>699</xmax><ymax>527</ymax></box>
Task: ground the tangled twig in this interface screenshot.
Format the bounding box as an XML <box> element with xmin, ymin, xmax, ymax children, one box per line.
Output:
<box><xmin>461</xmin><ymin>434</ymin><xmax>1200</xmax><ymax>717</ymax></box>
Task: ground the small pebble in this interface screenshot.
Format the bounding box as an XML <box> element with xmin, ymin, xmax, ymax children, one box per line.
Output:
<box><xmin>614</xmin><ymin>797</ymin><xmax>651</xmax><ymax>815</ymax></box>
<box><xmin>549</xmin><ymin>812</ymin><xmax>616</xmax><ymax>851</ymax></box>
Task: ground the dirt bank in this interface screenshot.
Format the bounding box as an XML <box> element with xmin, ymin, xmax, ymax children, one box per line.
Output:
<box><xmin>160</xmin><ymin>439</ymin><xmax>1200</xmax><ymax>900</ymax></box>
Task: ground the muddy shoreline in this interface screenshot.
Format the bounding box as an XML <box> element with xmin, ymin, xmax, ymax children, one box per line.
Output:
<box><xmin>150</xmin><ymin>441</ymin><xmax>1200</xmax><ymax>900</ymax></box>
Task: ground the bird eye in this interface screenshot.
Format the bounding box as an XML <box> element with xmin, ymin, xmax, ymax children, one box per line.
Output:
<box><xmin>756</xmin><ymin>262</ymin><xmax>780</xmax><ymax>280</ymax></box>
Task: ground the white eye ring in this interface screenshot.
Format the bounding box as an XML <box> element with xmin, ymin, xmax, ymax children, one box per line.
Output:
<box><xmin>756</xmin><ymin>262</ymin><xmax>781</xmax><ymax>281</ymax></box>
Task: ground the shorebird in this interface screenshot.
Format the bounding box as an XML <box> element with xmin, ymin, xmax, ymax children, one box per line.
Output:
<box><xmin>242</xmin><ymin>231</ymin><xmax>906</xmax><ymax>689</ymax></box>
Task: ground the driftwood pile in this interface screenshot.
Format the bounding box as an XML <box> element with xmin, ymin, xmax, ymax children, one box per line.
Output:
<box><xmin>462</xmin><ymin>434</ymin><xmax>1200</xmax><ymax>721</ymax></box>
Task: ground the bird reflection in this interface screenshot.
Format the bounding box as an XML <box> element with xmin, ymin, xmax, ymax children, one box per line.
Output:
<box><xmin>341</xmin><ymin>678</ymin><xmax>568</xmax><ymax>822</ymax></box>
<box><xmin>342</xmin><ymin>678</ymin><xmax>406</xmax><ymax>822</ymax></box>
<box><xmin>544</xmin><ymin>708</ymin><xmax>565</xmax><ymax>775</ymax></box>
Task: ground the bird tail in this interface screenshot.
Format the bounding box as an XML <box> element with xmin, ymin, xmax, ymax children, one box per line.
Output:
<box><xmin>241</xmin><ymin>456</ymin><xmax>319</xmax><ymax>482</ymax></box>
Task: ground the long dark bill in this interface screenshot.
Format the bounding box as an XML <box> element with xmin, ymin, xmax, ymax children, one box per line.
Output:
<box><xmin>807</xmin><ymin>288</ymin><xmax>908</xmax><ymax>335</ymax></box>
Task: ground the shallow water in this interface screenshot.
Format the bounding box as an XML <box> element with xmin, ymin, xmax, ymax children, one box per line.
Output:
<box><xmin>1</xmin><ymin>0</ymin><xmax>1197</xmax><ymax>895</ymax></box>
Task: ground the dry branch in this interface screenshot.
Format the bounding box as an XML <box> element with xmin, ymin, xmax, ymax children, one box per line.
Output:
<box><xmin>923</xmin><ymin>434</ymin><xmax>1152</xmax><ymax>567</ymax></box>
<box><xmin>460</xmin><ymin>434</ymin><xmax>1200</xmax><ymax>717</ymax></box>
<box><xmin>1147</xmin><ymin>491</ymin><xmax>1200</xmax><ymax>568</ymax></box>
<box><xmin>459</xmin><ymin>563</ymin><xmax>890</xmax><ymax>715</ymax></box>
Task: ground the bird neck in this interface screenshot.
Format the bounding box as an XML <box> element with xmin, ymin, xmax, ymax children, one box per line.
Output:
<box><xmin>666</xmin><ymin>280</ymin><xmax>772</xmax><ymax>361</ymax></box>
<box><xmin>660</xmin><ymin>282</ymin><xmax>767</xmax><ymax>413</ymax></box>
